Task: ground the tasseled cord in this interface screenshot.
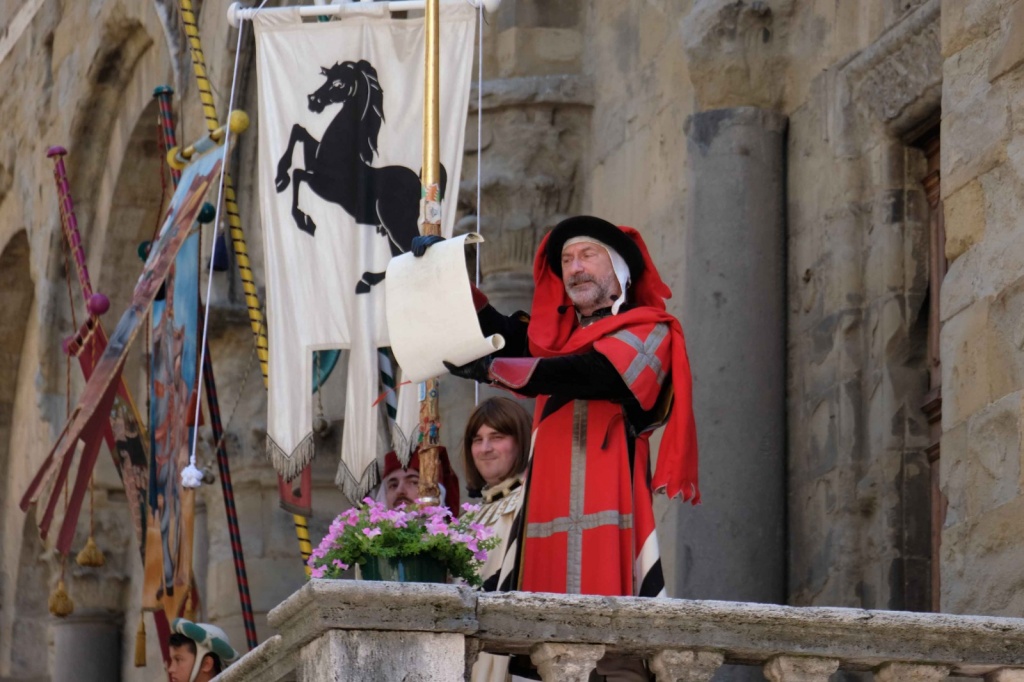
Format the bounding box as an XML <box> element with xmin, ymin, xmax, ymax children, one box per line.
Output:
<box><xmin>48</xmin><ymin>574</ymin><xmax>74</xmax><ymax>618</ymax></box>
<box><xmin>181</xmin><ymin>462</ymin><xmax>203</xmax><ymax>488</ymax></box>
<box><xmin>76</xmin><ymin>475</ymin><xmax>106</xmax><ymax>567</ymax></box>
<box><xmin>134</xmin><ymin>612</ymin><xmax>147</xmax><ymax>667</ymax></box>
<box><xmin>76</xmin><ymin>536</ymin><xmax>105</xmax><ymax>567</ymax></box>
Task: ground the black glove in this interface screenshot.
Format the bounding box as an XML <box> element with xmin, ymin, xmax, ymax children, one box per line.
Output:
<box><xmin>410</xmin><ymin>234</ymin><xmax>445</xmax><ymax>257</ymax></box>
<box><xmin>443</xmin><ymin>356</ymin><xmax>493</xmax><ymax>383</ymax></box>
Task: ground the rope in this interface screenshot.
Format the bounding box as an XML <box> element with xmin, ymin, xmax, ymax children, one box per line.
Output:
<box><xmin>474</xmin><ymin>0</ymin><xmax>483</xmax><ymax>407</ymax></box>
<box><xmin>153</xmin><ymin>86</ymin><xmax>258</xmax><ymax>650</ymax></box>
<box><xmin>59</xmin><ymin>216</ymin><xmax>79</xmax><ymax>331</ymax></box>
<box><xmin>177</xmin><ymin>0</ymin><xmax>313</xmax><ymax>575</ymax></box>
<box><xmin>185</xmin><ymin>8</ymin><xmax>241</xmax><ymax>487</ymax></box>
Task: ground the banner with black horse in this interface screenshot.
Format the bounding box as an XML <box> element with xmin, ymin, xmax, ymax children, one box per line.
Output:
<box><xmin>253</xmin><ymin>4</ymin><xmax>476</xmax><ymax>500</ymax></box>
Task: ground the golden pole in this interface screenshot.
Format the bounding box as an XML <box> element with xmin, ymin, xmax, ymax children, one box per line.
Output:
<box><xmin>422</xmin><ymin>0</ymin><xmax>441</xmax><ymax>211</ymax></box>
<box><xmin>418</xmin><ymin>0</ymin><xmax>442</xmax><ymax>505</ymax></box>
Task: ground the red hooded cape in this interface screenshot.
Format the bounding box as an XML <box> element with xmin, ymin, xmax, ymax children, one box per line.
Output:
<box><xmin>526</xmin><ymin>226</ymin><xmax>700</xmax><ymax>503</ymax></box>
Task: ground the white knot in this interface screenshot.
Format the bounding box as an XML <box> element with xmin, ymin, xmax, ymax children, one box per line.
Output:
<box><xmin>181</xmin><ymin>464</ymin><xmax>204</xmax><ymax>489</ymax></box>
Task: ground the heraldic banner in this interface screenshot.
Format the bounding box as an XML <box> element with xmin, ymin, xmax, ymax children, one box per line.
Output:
<box><xmin>254</xmin><ymin>4</ymin><xmax>476</xmax><ymax>499</ymax></box>
<box><xmin>145</xmin><ymin>221</ymin><xmax>200</xmax><ymax>613</ymax></box>
<box><xmin>22</xmin><ymin>144</ymin><xmax>224</xmax><ymax>559</ymax></box>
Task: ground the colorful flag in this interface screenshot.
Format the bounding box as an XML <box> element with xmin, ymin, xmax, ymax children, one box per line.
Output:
<box><xmin>147</xmin><ymin>215</ymin><xmax>200</xmax><ymax>609</ymax></box>
<box><xmin>21</xmin><ymin>144</ymin><xmax>224</xmax><ymax>562</ymax></box>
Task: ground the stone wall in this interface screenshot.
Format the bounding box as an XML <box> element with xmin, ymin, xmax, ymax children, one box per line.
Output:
<box><xmin>939</xmin><ymin>0</ymin><xmax>1024</xmax><ymax>616</ymax></box>
<box><xmin>784</xmin><ymin>0</ymin><xmax>941</xmax><ymax>612</ymax></box>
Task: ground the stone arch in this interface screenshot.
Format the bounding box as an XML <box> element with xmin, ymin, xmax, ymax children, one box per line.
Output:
<box><xmin>0</xmin><ymin>231</ymin><xmax>32</xmax><ymax>596</ymax></box>
<box><xmin>94</xmin><ymin>95</ymin><xmax>170</xmax><ymax>350</ymax></box>
<box><xmin>40</xmin><ymin>8</ymin><xmax>175</xmax><ymax>396</ymax></box>
<box><xmin>0</xmin><ymin>230</ymin><xmax>42</xmax><ymax>677</ymax></box>
<box><xmin>66</xmin><ymin>18</ymin><xmax>156</xmax><ymax>213</ymax></box>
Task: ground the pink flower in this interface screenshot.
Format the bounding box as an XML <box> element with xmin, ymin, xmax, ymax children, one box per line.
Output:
<box><xmin>310</xmin><ymin>565</ymin><xmax>328</xmax><ymax>579</ymax></box>
<box><xmin>469</xmin><ymin>522</ymin><xmax>494</xmax><ymax>541</ymax></box>
<box><xmin>461</xmin><ymin>503</ymin><xmax>482</xmax><ymax>514</ymax></box>
<box><xmin>363</xmin><ymin>527</ymin><xmax>382</xmax><ymax>538</ymax></box>
<box><xmin>420</xmin><ymin>505</ymin><xmax>448</xmax><ymax>518</ymax></box>
<box><xmin>426</xmin><ymin>518</ymin><xmax>449</xmax><ymax>536</ymax></box>
<box><xmin>390</xmin><ymin>511</ymin><xmax>409</xmax><ymax>528</ymax></box>
<box><xmin>332</xmin><ymin>559</ymin><xmax>349</xmax><ymax>571</ymax></box>
<box><xmin>474</xmin><ymin>550</ymin><xmax>488</xmax><ymax>562</ymax></box>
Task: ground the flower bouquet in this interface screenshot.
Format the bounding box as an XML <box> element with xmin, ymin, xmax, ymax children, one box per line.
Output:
<box><xmin>307</xmin><ymin>498</ymin><xmax>500</xmax><ymax>587</ymax></box>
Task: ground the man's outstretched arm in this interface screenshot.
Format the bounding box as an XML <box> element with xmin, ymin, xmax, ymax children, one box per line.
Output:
<box><xmin>410</xmin><ymin>234</ymin><xmax>531</xmax><ymax>356</ymax></box>
<box><xmin>446</xmin><ymin>352</ymin><xmax>634</xmax><ymax>402</ymax></box>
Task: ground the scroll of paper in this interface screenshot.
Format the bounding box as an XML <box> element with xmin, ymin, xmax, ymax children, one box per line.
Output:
<box><xmin>385</xmin><ymin>233</ymin><xmax>504</xmax><ymax>382</ymax></box>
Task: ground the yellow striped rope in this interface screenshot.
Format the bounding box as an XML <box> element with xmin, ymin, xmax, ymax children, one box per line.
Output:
<box><xmin>179</xmin><ymin>0</ymin><xmax>312</xmax><ymax>576</ymax></box>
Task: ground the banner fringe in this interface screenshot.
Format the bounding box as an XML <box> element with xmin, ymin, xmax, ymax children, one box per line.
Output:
<box><xmin>335</xmin><ymin>458</ymin><xmax>380</xmax><ymax>504</ymax></box>
<box><xmin>266</xmin><ymin>432</ymin><xmax>315</xmax><ymax>482</ymax></box>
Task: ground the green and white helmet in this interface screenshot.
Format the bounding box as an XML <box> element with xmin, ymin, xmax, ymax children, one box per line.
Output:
<box><xmin>171</xmin><ymin>618</ymin><xmax>240</xmax><ymax>682</ymax></box>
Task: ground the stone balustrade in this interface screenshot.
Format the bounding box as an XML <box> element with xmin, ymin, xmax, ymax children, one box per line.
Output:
<box><xmin>217</xmin><ymin>580</ymin><xmax>1024</xmax><ymax>681</ymax></box>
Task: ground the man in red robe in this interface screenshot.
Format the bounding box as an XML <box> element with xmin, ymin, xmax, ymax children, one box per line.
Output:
<box><xmin>430</xmin><ymin>215</ymin><xmax>699</xmax><ymax>608</ymax></box>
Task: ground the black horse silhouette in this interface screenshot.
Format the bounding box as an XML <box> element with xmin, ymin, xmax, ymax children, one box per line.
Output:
<box><xmin>275</xmin><ymin>59</ymin><xmax>446</xmax><ymax>293</ymax></box>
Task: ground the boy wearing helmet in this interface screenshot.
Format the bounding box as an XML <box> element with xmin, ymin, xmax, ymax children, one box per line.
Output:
<box><xmin>167</xmin><ymin>618</ymin><xmax>240</xmax><ymax>682</ymax></box>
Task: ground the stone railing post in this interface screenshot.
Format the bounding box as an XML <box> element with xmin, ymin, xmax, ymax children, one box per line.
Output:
<box><xmin>875</xmin><ymin>662</ymin><xmax>950</xmax><ymax>681</ymax></box>
<box><xmin>988</xmin><ymin>670</ymin><xmax>1024</xmax><ymax>681</ymax></box>
<box><xmin>530</xmin><ymin>642</ymin><xmax>605</xmax><ymax>682</ymax></box>
<box><xmin>300</xmin><ymin>630</ymin><xmax>464</xmax><ymax>681</ymax></box>
<box><xmin>649</xmin><ymin>648</ymin><xmax>725</xmax><ymax>682</ymax></box>
<box><xmin>763</xmin><ymin>655</ymin><xmax>840</xmax><ymax>682</ymax></box>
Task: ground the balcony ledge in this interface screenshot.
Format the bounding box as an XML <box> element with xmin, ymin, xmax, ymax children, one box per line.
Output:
<box><xmin>218</xmin><ymin>580</ymin><xmax>1024</xmax><ymax>681</ymax></box>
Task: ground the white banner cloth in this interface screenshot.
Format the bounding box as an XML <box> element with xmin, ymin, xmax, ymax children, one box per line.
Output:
<box><xmin>386</xmin><ymin>234</ymin><xmax>505</xmax><ymax>382</ymax></box>
<box><xmin>254</xmin><ymin>5</ymin><xmax>475</xmax><ymax>497</ymax></box>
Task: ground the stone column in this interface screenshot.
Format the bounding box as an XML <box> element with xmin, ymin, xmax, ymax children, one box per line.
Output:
<box><xmin>665</xmin><ymin>107</ymin><xmax>788</xmax><ymax>604</ymax></box>
<box><xmin>649</xmin><ymin>648</ymin><xmax>724</xmax><ymax>682</ymax></box>
<box><xmin>763</xmin><ymin>655</ymin><xmax>839</xmax><ymax>682</ymax></box>
<box><xmin>875</xmin><ymin>662</ymin><xmax>950</xmax><ymax>682</ymax></box>
<box><xmin>52</xmin><ymin>612</ymin><xmax>121</xmax><ymax>681</ymax></box>
<box><xmin>530</xmin><ymin>642</ymin><xmax>605</xmax><ymax>682</ymax></box>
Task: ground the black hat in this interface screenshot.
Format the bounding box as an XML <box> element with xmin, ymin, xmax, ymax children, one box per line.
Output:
<box><xmin>545</xmin><ymin>216</ymin><xmax>646</xmax><ymax>281</ymax></box>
